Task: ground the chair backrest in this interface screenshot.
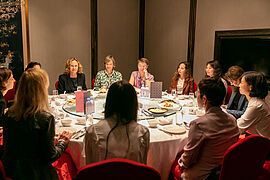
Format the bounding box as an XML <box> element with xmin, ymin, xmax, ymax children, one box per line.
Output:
<box><xmin>194</xmin><ymin>81</ymin><xmax>198</xmax><ymax>92</ymax></box>
<box><xmin>219</xmin><ymin>135</ymin><xmax>270</xmax><ymax>180</ymax></box>
<box><xmin>76</xmin><ymin>158</ymin><xmax>161</xmax><ymax>180</ymax></box>
<box><xmin>92</xmin><ymin>78</ymin><xmax>95</xmax><ymax>89</ymax></box>
<box><xmin>55</xmin><ymin>80</ymin><xmax>59</xmax><ymax>90</ymax></box>
<box><xmin>224</xmin><ymin>85</ymin><xmax>232</xmax><ymax>104</ymax></box>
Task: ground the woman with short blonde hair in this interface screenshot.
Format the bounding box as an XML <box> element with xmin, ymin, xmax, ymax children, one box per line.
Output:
<box><xmin>94</xmin><ymin>55</ymin><xmax>122</xmax><ymax>90</ymax></box>
<box><xmin>58</xmin><ymin>57</ymin><xmax>87</xmax><ymax>94</ymax></box>
<box><xmin>2</xmin><ymin>69</ymin><xmax>72</xmax><ymax>179</ymax></box>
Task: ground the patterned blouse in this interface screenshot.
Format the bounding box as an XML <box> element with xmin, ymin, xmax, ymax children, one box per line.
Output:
<box><xmin>94</xmin><ymin>70</ymin><xmax>122</xmax><ymax>90</ymax></box>
<box><xmin>130</xmin><ymin>71</ymin><xmax>154</xmax><ymax>88</ymax></box>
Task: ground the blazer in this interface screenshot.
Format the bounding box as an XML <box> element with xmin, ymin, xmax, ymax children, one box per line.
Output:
<box><xmin>58</xmin><ymin>73</ymin><xmax>87</xmax><ymax>94</ymax></box>
<box><xmin>169</xmin><ymin>77</ymin><xmax>194</xmax><ymax>95</ymax></box>
<box><xmin>179</xmin><ymin>107</ymin><xmax>239</xmax><ymax>180</ymax></box>
<box><xmin>226</xmin><ymin>92</ymin><xmax>248</xmax><ymax>118</ymax></box>
<box><xmin>2</xmin><ymin>111</ymin><xmax>67</xmax><ymax>179</ymax></box>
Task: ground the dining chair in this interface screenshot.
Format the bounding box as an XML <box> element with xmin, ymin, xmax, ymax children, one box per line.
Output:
<box><xmin>92</xmin><ymin>78</ymin><xmax>95</xmax><ymax>89</ymax></box>
<box><xmin>194</xmin><ymin>81</ymin><xmax>197</xmax><ymax>92</ymax></box>
<box><xmin>55</xmin><ymin>80</ymin><xmax>59</xmax><ymax>90</ymax></box>
<box><xmin>219</xmin><ymin>135</ymin><xmax>270</xmax><ymax>180</ymax></box>
<box><xmin>0</xmin><ymin>160</ymin><xmax>12</xmax><ymax>180</ymax></box>
<box><xmin>224</xmin><ymin>85</ymin><xmax>232</xmax><ymax>104</ymax></box>
<box><xmin>76</xmin><ymin>158</ymin><xmax>161</xmax><ymax>180</ymax></box>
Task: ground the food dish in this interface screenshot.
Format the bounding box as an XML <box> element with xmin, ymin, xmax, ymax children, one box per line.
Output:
<box><xmin>148</xmin><ymin>107</ymin><xmax>168</xmax><ymax>114</ymax></box>
<box><xmin>158</xmin><ymin>99</ymin><xmax>180</xmax><ymax>110</ymax></box>
<box><xmin>66</xmin><ymin>98</ymin><xmax>76</xmax><ymax>105</ymax></box>
<box><xmin>55</xmin><ymin>127</ymin><xmax>76</xmax><ymax>135</ymax></box>
<box><xmin>159</xmin><ymin>125</ymin><xmax>186</xmax><ymax>134</ymax></box>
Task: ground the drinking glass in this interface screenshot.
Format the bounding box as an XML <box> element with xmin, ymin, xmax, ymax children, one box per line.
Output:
<box><xmin>77</xmin><ymin>86</ymin><xmax>82</xmax><ymax>91</ymax></box>
<box><xmin>189</xmin><ymin>93</ymin><xmax>194</xmax><ymax>99</ymax></box>
<box><xmin>53</xmin><ymin>90</ymin><xmax>58</xmax><ymax>96</ymax></box>
<box><xmin>171</xmin><ymin>88</ymin><xmax>177</xmax><ymax>98</ymax></box>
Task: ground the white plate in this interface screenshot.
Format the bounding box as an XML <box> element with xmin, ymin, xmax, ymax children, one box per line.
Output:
<box><xmin>159</xmin><ymin>125</ymin><xmax>186</xmax><ymax>134</ymax></box>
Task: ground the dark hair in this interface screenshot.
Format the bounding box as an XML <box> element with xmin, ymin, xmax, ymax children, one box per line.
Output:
<box><xmin>173</xmin><ymin>61</ymin><xmax>192</xmax><ymax>81</ymax></box>
<box><xmin>105</xmin><ymin>80</ymin><xmax>138</xmax><ymax>124</ymax></box>
<box><xmin>0</xmin><ymin>68</ymin><xmax>12</xmax><ymax>91</ymax></box>
<box><xmin>25</xmin><ymin>61</ymin><xmax>41</xmax><ymax>71</ymax></box>
<box><xmin>225</xmin><ymin>65</ymin><xmax>244</xmax><ymax>81</ymax></box>
<box><xmin>138</xmin><ymin>58</ymin><xmax>149</xmax><ymax>66</ymax></box>
<box><xmin>199</xmin><ymin>77</ymin><xmax>226</xmax><ymax>106</ymax></box>
<box><xmin>104</xmin><ymin>80</ymin><xmax>137</xmax><ymax>160</ymax></box>
<box><xmin>242</xmin><ymin>71</ymin><xmax>268</xmax><ymax>99</ymax></box>
<box><xmin>206</xmin><ymin>60</ymin><xmax>223</xmax><ymax>78</ymax></box>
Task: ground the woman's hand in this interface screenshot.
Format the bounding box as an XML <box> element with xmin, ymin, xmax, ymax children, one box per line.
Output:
<box><xmin>57</xmin><ymin>131</ymin><xmax>73</xmax><ymax>145</ymax></box>
<box><xmin>144</xmin><ymin>69</ymin><xmax>149</xmax><ymax>80</ymax></box>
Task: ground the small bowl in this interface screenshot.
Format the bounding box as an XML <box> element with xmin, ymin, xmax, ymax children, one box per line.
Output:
<box><xmin>147</xmin><ymin>119</ymin><xmax>159</xmax><ymax>128</ymax></box>
<box><xmin>61</xmin><ymin>119</ymin><xmax>72</xmax><ymax>127</ymax></box>
<box><xmin>76</xmin><ymin>117</ymin><xmax>86</xmax><ymax>125</ymax></box>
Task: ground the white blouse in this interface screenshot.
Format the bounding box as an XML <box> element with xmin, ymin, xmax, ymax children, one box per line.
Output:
<box><xmin>237</xmin><ymin>97</ymin><xmax>270</xmax><ymax>138</ymax></box>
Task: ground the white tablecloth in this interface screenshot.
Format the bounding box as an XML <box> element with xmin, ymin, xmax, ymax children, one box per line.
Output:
<box><xmin>52</xmin><ymin>94</ymin><xmax>200</xmax><ymax>180</ymax></box>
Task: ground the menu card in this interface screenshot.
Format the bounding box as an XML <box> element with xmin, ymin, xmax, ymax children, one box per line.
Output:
<box><xmin>75</xmin><ymin>91</ymin><xmax>90</xmax><ymax>113</ymax></box>
<box><xmin>150</xmin><ymin>82</ymin><xmax>162</xmax><ymax>98</ymax></box>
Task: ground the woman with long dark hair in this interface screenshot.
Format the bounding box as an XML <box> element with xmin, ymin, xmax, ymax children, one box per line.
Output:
<box><xmin>169</xmin><ymin>61</ymin><xmax>194</xmax><ymax>95</ymax></box>
<box><xmin>85</xmin><ymin>80</ymin><xmax>150</xmax><ymax>164</ymax></box>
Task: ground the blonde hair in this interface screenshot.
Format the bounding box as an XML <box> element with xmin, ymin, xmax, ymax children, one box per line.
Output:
<box><xmin>64</xmin><ymin>57</ymin><xmax>83</xmax><ymax>74</ymax></box>
<box><xmin>104</xmin><ymin>55</ymin><xmax>116</xmax><ymax>67</ymax></box>
<box><xmin>9</xmin><ymin>69</ymin><xmax>50</xmax><ymax>121</ymax></box>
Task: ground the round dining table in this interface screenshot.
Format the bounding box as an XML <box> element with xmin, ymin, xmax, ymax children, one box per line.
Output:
<box><xmin>51</xmin><ymin>91</ymin><xmax>201</xmax><ymax>180</ymax></box>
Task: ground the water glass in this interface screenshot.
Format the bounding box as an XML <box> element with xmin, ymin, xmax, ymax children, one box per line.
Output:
<box><xmin>77</xmin><ymin>86</ymin><xmax>82</xmax><ymax>91</ymax></box>
<box><xmin>53</xmin><ymin>90</ymin><xmax>58</xmax><ymax>96</ymax></box>
<box><xmin>171</xmin><ymin>88</ymin><xmax>177</xmax><ymax>98</ymax></box>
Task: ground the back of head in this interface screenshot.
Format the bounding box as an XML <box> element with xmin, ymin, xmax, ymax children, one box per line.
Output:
<box><xmin>0</xmin><ymin>68</ymin><xmax>12</xmax><ymax>92</ymax></box>
<box><xmin>243</xmin><ymin>71</ymin><xmax>268</xmax><ymax>99</ymax></box>
<box><xmin>225</xmin><ymin>65</ymin><xmax>244</xmax><ymax>81</ymax></box>
<box><xmin>105</xmin><ymin>80</ymin><xmax>138</xmax><ymax>124</ymax></box>
<box><xmin>199</xmin><ymin>77</ymin><xmax>226</xmax><ymax>106</ymax></box>
<box><xmin>206</xmin><ymin>60</ymin><xmax>223</xmax><ymax>78</ymax></box>
<box><xmin>10</xmin><ymin>69</ymin><xmax>49</xmax><ymax>121</ymax></box>
<box><xmin>25</xmin><ymin>61</ymin><xmax>41</xmax><ymax>71</ymax></box>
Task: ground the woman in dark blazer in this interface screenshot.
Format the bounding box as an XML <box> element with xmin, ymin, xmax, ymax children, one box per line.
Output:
<box><xmin>223</xmin><ymin>66</ymin><xmax>248</xmax><ymax>118</ymax></box>
<box><xmin>2</xmin><ymin>69</ymin><xmax>72</xmax><ymax>179</ymax></box>
<box><xmin>58</xmin><ymin>57</ymin><xmax>87</xmax><ymax>94</ymax></box>
<box><xmin>169</xmin><ymin>61</ymin><xmax>194</xmax><ymax>95</ymax></box>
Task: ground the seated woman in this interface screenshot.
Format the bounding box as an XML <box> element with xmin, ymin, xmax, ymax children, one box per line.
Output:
<box><xmin>177</xmin><ymin>78</ymin><xmax>239</xmax><ymax>180</ymax></box>
<box><xmin>58</xmin><ymin>57</ymin><xmax>87</xmax><ymax>94</ymax></box>
<box><xmin>2</xmin><ymin>69</ymin><xmax>72</xmax><ymax>179</ymax></box>
<box><xmin>169</xmin><ymin>61</ymin><xmax>194</xmax><ymax>95</ymax></box>
<box><xmin>129</xmin><ymin>58</ymin><xmax>154</xmax><ymax>89</ymax></box>
<box><xmin>237</xmin><ymin>71</ymin><xmax>270</xmax><ymax>138</ymax></box>
<box><xmin>85</xmin><ymin>80</ymin><xmax>150</xmax><ymax>164</ymax></box>
<box><xmin>94</xmin><ymin>55</ymin><xmax>122</xmax><ymax>90</ymax></box>
<box><xmin>223</xmin><ymin>65</ymin><xmax>248</xmax><ymax>118</ymax></box>
<box><xmin>0</xmin><ymin>68</ymin><xmax>15</xmax><ymax>118</ymax></box>
<box><xmin>25</xmin><ymin>61</ymin><xmax>41</xmax><ymax>71</ymax></box>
